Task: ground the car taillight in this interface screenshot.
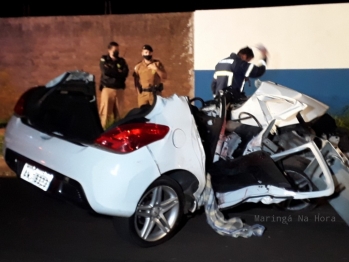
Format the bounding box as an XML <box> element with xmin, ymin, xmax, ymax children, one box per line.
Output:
<box><xmin>14</xmin><ymin>87</ymin><xmax>36</xmax><ymax>117</ymax></box>
<box><xmin>95</xmin><ymin>123</ymin><xmax>170</xmax><ymax>153</ymax></box>
<box><xmin>14</xmin><ymin>94</ymin><xmax>26</xmax><ymax>116</ymax></box>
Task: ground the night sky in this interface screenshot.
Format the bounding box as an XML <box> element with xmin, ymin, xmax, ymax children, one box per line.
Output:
<box><xmin>0</xmin><ymin>0</ymin><xmax>347</xmax><ymax>18</ymax></box>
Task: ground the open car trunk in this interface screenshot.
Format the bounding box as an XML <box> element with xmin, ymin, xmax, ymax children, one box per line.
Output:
<box><xmin>17</xmin><ymin>71</ymin><xmax>156</xmax><ymax>145</ymax></box>
<box><xmin>19</xmin><ymin>71</ymin><xmax>104</xmax><ymax>144</ymax></box>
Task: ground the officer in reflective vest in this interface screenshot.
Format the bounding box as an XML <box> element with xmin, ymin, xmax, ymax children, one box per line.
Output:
<box><xmin>211</xmin><ymin>45</ymin><xmax>268</xmax><ymax>102</ymax></box>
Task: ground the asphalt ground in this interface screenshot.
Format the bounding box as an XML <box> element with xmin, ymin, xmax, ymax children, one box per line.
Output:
<box><xmin>0</xmin><ymin>176</ymin><xmax>348</xmax><ymax>262</ymax></box>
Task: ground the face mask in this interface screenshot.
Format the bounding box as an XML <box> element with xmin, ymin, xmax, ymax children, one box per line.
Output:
<box><xmin>143</xmin><ymin>55</ymin><xmax>152</xmax><ymax>60</ymax></box>
<box><xmin>113</xmin><ymin>51</ymin><xmax>119</xmax><ymax>57</ymax></box>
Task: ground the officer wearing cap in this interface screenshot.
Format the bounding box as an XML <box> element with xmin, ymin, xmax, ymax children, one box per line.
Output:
<box><xmin>132</xmin><ymin>44</ymin><xmax>167</xmax><ymax>107</ymax></box>
<box><xmin>99</xmin><ymin>41</ymin><xmax>129</xmax><ymax>129</ymax></box>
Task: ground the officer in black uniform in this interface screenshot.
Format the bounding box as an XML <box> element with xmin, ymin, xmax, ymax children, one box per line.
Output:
<box><xmin>99</xmin><ymin>41</ymin><xmax>129</xmax><ymax>128</ymax></box>
<box><xmin>211</xmin><ymin>45</ymin><xmax>268</xmax><ymax>102</ymax></box>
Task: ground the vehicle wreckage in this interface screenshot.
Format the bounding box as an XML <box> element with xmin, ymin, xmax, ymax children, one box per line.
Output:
<box><xmin>4</xmin><ymin>71</ymin><xmax>349</xmax><ymax>247</ymax></box>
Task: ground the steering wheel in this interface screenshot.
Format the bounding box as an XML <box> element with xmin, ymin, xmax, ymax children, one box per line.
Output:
<box><xmin>189</xmin><ymin>97</ymin><xmax>205</xmax><ymax>108</ymax></box>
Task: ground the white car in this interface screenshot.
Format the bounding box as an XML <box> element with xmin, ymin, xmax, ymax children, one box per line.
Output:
<box><xmin>4</xmin><ymin>71</ymin><xmax>346</xmax><ymax>247</ymax></box>
<box><xmin>4</xmin><ymin>71</ymin><xmax>207</xmax><ymax>247</ymax></box>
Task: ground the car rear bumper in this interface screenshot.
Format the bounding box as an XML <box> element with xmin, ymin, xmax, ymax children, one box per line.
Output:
<box><xmin>4</xmin><ymin>116</ymin><xmax>162</xmax><ymax>217</ymax></box>
<box><xmin>5</xmin><ymin>148</ymin><xmax>92</xmax><ymax>210</ymax></box>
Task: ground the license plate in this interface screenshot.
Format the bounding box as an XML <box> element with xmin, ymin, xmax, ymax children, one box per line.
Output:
<box><xmin>20</xmin><ymin>163</ymin><xmax>54</xmax><ymax>191</ymax></box>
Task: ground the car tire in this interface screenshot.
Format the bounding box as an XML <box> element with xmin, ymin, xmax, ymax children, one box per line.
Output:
<box><xmin>275</xmin><ymin>164</ymin><xmax>318</xmax><ymax>211</ymax></box>
<box><xmin>113</xmin><ymin>176</ymin><xmax>185</xmax><ymax>247</ymax></box>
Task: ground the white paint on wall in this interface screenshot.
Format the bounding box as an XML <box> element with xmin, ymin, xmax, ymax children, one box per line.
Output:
<box><xmin>194</xmin><ymin>3</ymin><xmax>349</xmax><ymax>70</ymax></box>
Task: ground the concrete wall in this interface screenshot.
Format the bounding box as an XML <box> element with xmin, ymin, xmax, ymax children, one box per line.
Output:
<box><xmin>194</xmin><ymin>3</ymin><xmax>349</xmax><ymax>115</ymax></box>
<box><xmin>0</xmin><ymin>13</ymin><xmax>194</xmax><ymax>120</ymax></box>
<box><xmin>2</xmin><ymin>4</ymin><xmax>349</xmax><ymax>121</ymax></box>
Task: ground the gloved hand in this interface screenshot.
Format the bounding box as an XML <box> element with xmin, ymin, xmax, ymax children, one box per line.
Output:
<box><xmin>256</xmin><ymin>44</ymin><xmax>268</xmax><ymax>56</ymax></box>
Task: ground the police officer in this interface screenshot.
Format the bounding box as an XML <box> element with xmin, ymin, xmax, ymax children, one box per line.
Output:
<box><xmin>99</xmin><ymin>41</ymin><xmax>129</xmax><ymax>128</ymax></box>
<box><xmin>211</xmin><ymin>45</ymin><xmax>268</xmax><ymax>102</ymax></box>
<box><xmin>132</xmin><ymin>44</ymin><xmax>167</xmax><ymax>107</ymax></box>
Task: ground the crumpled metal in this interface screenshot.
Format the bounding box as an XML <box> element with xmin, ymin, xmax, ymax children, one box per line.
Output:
<box><xmin>198</xmin><ymin>173</ymin><xmax>265</xmax><ymax>238</ymax></box>
<box><xmin>45</xmin><ymin>70</ymin><xmax>94</xmax><ymax>88</ymax></box>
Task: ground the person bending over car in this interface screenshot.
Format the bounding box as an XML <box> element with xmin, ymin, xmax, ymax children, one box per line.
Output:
<box><xmin>211</xmin><ymin>45</ymin><xmax>268</xmax><ymax>102</ymax></box>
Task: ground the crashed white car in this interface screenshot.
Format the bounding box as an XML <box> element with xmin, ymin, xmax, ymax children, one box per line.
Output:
<box><xmin>4</xmin><ymin>71</ymin><xmax>349</xmax><ymax>247</ymax></box>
